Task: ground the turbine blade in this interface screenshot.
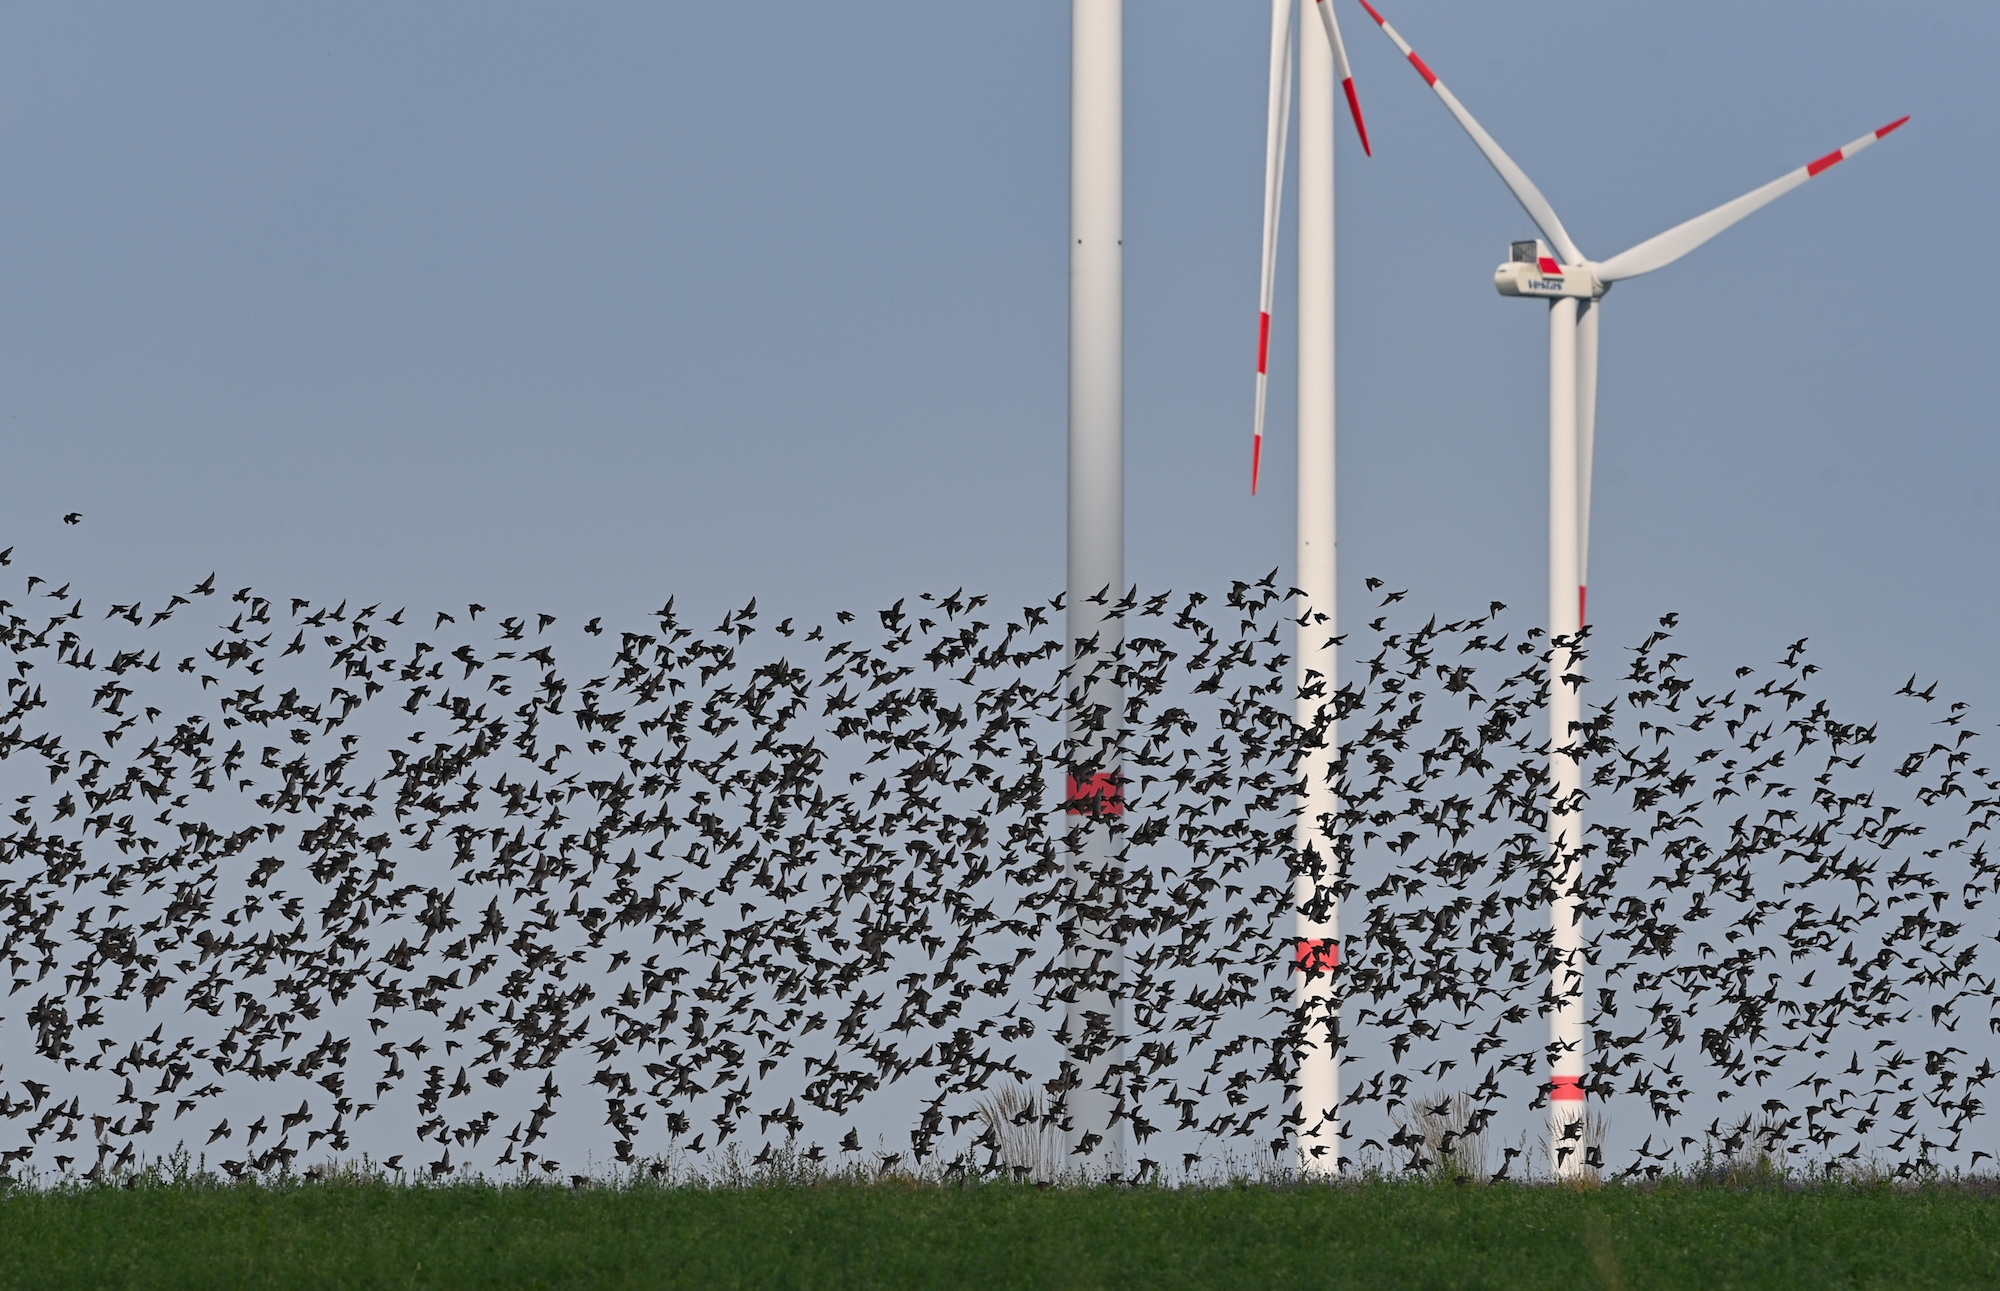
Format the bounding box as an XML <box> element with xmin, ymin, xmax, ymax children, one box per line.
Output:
<box><xmin>1309</xmin><ymin>0</ymin><xmax>1370</xmax><ymax>155</ymax></box>
<box><xmin>1351</xmin><ymin>0</ymin><xmax>1580</xmax><ymax>263</ymax></box>
<box><xmin>1254</xmin><ymin>0</ymin><xmax>1297</xmax><ymax>496</ymax></box>
<box><xmin>1597</xmin><ymin>117</ymin><xmax>1910</xmax><ymax>283</ymax></box>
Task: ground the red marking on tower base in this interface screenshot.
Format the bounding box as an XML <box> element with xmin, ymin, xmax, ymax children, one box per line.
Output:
<box><xmin>1295</xmin><ymin>939</ymin><xmax>1341</xmax><ymax>972</ymax></box>
<box><xmin>1065</xmin><ymin>772</ymin><xmax>1125</xmax><ymax>816</ymax></box>
<box><xmin>1551</xmin><ymin>1075</ymin><xmax>1585</xmax><ymax>1102</ymax></box>
<box><xmin>1579</xmin><ymin>585</ymin><xmax>1587</xmax><ymax>627</ymax></box>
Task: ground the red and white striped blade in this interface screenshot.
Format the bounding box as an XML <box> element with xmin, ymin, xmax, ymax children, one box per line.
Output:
<box><xmin>1351</xmin><ymin>0</ymin><xmax>1581</xmax><ymax>264</ymax></box>
<box><xmin>1597</xmin><ymin>117</ymin><xmax>1910</xmax><ymax>283</ymax></box>
<box><xmin>1310</xmin><ymin>0</ymin><xmax>1370</xmax><ymax>156</ymax></box>
<box><xmin>1253</xmin><ymin>0</ymin><xmax>1296</xmax><ymax>496</ymax></box>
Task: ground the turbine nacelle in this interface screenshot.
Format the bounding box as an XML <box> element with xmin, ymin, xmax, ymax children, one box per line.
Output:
<box><xmin>1495</xmin><ymin>240</ymin><xmax>1604</xmax><ymax>300</ymax></box>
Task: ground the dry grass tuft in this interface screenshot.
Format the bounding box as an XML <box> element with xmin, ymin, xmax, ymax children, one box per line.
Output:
<box><xmin>974</xmin><ymin>1083</ymin><xmax>1068</xmax><ymax>1183</ymax></box>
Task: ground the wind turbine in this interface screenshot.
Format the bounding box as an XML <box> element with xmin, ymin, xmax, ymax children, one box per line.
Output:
<box><xmin>1350</xmin><ymin>0</ymin><xmax>1908</xmax><ymax>1177</ymax></box>
<box><xmin>1250</xmin><ymin>0</ymin><xmax>1370</xmax><ymax>1176</ymax></box>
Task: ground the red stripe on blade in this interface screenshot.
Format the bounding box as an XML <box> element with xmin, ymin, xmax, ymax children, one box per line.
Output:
<box><xmin>1343</xmin><ymin>79</ymin><xmax>1372</xmax><ymax>156</ymax></box>
<box><xmin>1251</xmin><ymin>435</ymin><xmax>1263</xmax><ymax>496</ymax></box>
<box><xmin>1552</xmin><ymin>1076</ymin><xmax>1585</xmax><ymax>1102</ymax></box>
<box><xmin>1355</xmin><ymin>0</ymin><xmax>1388</xmax><ymax>25</ymax></box>
<box><xmin>1806</xmin><ymin>148</ymin><xmax>1845</xmax><ymax>177</ymax></box>
<box><xmin>1257</xmin><ymin>312</ymin><xmax>1272</xmax><ymax>375</ymax></box>
<box><xmin>1408</xmin><ymin>51</ymin><xmax>1438</xmax><ymax>86</ymax></box>
<box><xmin>1877</xmin><ymin>115</ymin><xmax>1911</xmax><ymax>138</ymax></box>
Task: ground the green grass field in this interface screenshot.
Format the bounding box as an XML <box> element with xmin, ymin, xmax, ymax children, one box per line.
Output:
<box><xmin>2</xmin><ymin>1179</ymin><xmax>1996</xmax><ymax>1289</ymax></box>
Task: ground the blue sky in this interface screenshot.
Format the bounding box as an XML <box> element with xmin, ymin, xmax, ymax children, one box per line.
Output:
<box><xmin>0</xmin><ymin>0</ymin><xmax>1988</xmax><ymax>716</ymax></box>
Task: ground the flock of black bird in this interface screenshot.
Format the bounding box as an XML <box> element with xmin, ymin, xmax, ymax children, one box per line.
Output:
<box><xmin>0</xmin><ymin>554</ymin><xmax>1993</xmax><ymax>1184</ymax></box>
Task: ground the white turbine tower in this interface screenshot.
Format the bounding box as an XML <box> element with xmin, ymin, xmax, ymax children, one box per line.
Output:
<box><xmin>1065</xmin><ymin>0</ymin><xmax>1127</xmax><ymax>1175</ymax></box>
<box><xmin>1251</xmin><ymin>0</ymin><xmax>1370</xmax><ymax>1176</ymax></box>
<box><xmin>1351</xmin><ymin>0</ymin><xmax>1907</xmax><ymax>1178</ymax></box>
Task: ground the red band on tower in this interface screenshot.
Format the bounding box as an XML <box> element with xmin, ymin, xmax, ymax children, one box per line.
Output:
<box><xmin>1551</xmin><ymin>1075</ymin><xmax>1585</xmax><ymax>1102</ymax></box>
<box><xmin>1065</xmin><ymin>772</ymin><xmax>1125</xmax><ymax>816</ymax></box>
<box><xmin>1295</xmin><ymin>939</ymin><xmax>1341</xmax><ymax>972</ymax></box>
